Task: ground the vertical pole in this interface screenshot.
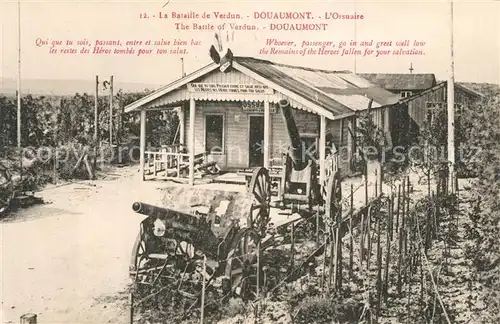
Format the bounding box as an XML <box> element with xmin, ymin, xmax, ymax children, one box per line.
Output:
<box><xmin>384</xmin><ymin>196</ymin><xmax>391</xmax><ymax>304</ymax></box>
<box><xmin>349</xmin><ymin>183</ymin><xmax>354</xmax><ymax>278</ymax></box>
<box><xmin>290</xmin><ymin>222</ymin><xmax>295</xmax><ymax>270</ymax></box>
<box><xmin>364</xmin><ymin>169</ymin><xmax>368</xmax><ymax>205</ymax></box>
<box><xmin>447</xmin><ymin>0</ymin><xmax>456</xmax><ymax>194</ymax></box>
<box><xmin>139</xmin><ymin>110</ymin><xmax>146</xmax><ymax>181</ymax></box>
<box><xmin>333</xmin><ymin>204</ymin><xmax>342</xmax><ymax>290</ymax></box>
<box><xmin>200</xmin><ymin>255</ymin><xmax>206</xmax><ymax>324</ymax></box>
<box><xmin>347</xmin><ymin>117</ymin><xmax>354</xmax><ymax>171</ymax></box>
<box><xmin>378</xmin><ymin>164</ymin><xmax>383</xmax><ymax>196</ymax></box>
<box><xmin>367</xmin><ymin>207</ymin><xmax>372</xmax><ymax>271</ymax></box>
<box><xmin>17</xmin><ymin>0</ymin><xmax>22</xmax><ymax>181</ymax></box>
<box><xmin>319</xmin><ymin>115</ymin><xmax>326</xmax><ymax>185</ymax></box>
<box><xmin>257</xmin><ymin>241</ymin><xmax>261</xmax><ymax>298</ymax></box>
<box><xmin>94</xmin><ymin>76</ymin><xmax>99</xmax><ymax>169</ymax></box>
<box><xmin>360</xmin><ymin>209</ymin><xmax>365</xmax><ymax>268</ymax></box>
<box><xmin>189</xmin><ymin>97</ymin><xmax>196</xmax><ymax>186</ymax></box>
<box><xmin>109</xmin><ymin>76</ymin><xmax>114</xmax><ymax>145</ymax></box>
<box><xmin>396</xmin><ymin>184</ymin><xmax>401</xmax><ymax>234</ymax></box>
<box><xmin>129</xmin><ymin>292</ymin><xmax>134</xmax><ymax>324</ymax></box>
<box><xmin>376</xmin><ymin>212</ymin><xmax>382</xmax><ymax>319</ymax></box>
<box><xmin>17</xmin><ymin>0</ymin><xmax>21</xmax><ymax>150</ymax></box>
<box><xmin>179</xmin><ymin>106</ymin><xmax>185</xmax><ymax>145</ymax></box>
<box><xmin>263</xmin><ymin>99</ymin><xmax>270</xmax><ymax>168</ymax></box>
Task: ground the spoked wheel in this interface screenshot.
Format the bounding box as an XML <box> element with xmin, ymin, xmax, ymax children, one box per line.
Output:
<box><xmin>248</xmin><ymin>167</ymin><xmax>271</xmax><ymax>237</ymax></box>
<box><xmin>325</xmin><ymin>170</ymin><xmax>342</xmax><ymax>223</ymax></box>
<box><xmin>130</xmin><ymin>230</ymin><xmax>197</xmax><ymax>292</ymax></box>
<box><xmin>224</xmin><ymin>228</ymin><xmax>265</xmax><ymax>301</ymax></box>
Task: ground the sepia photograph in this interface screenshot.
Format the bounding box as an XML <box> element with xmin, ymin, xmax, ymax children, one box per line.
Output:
<box><xmin>1</xmin><ymin>0</ymin><xmax>499</xmax><ymax>323</ymax></box>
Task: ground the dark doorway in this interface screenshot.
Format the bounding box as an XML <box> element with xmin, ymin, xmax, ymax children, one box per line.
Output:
<box><xmin>249</xmin><ymin>116</ymin><xmax>264</xmax><ymax>167</ymax></box>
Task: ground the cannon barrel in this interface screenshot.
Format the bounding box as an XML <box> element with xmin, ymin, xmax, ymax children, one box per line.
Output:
<box><xmin>278</xmin><ymin>99</ymin><xmax>306</xmax><ymax>169</ymax></box>
<box><xmin>132</xmin><ymin>201</ymin><xmax>221</xmax><ymax>258</ymax></box>
<box><xmin>132</xmin><ymin>201</ymin><xmax>168</xmax><ymax>216</ymax></box>
<box><xmin>132</xmin><ymin>201</ymin><xmax>204</xmax><ymax>231</ymax></box>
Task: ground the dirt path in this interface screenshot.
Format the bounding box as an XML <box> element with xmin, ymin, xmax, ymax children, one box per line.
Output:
<box><xmin>0</xmin><ymin>166</ymin><xmax>168</xmax><ymax>324</ymax></box>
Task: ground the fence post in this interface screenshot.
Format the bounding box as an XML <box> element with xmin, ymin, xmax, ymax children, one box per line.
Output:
<box><xmin>200</xmin><ymin>255</ymin><xmax>207</xmax><ymax>324</ymax></box>
<box><xmin>129</xmin><ymin>292</ymin><xmax>134</xmax><ymax>324</ymax></box>
<box><xmin>349</xmin><ymin>184</ymin><xmax>354</xmax><ymax>278</ymax></box>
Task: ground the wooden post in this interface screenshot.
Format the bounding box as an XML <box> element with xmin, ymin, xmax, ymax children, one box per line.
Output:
<box><xmin>360</xmin><ymin>208</ymin><xmax>365</xmax><ymax>269</ymax></box>
<box><xmin>94</xmin><ymin>75</ymin><xmax>99</xmax><ymax>169</ymax></box>
<box><xmin>384</xmin><ymin>198</ymin><xmax>391</xmax><ymax>304</ymax></box>
<box><xmin>405</xmin><ymin>178</ymin><xmax>410</xmax><ymax>260</ymax></box>
<box><xmin>109</xmin><ymin>75</ymin><xmax>114</xmax><ymax>145</ymax></box>
<box><xmin>257</xmin><ymin>241</ymin><xmax>261</xmax><ymax>299</ymax></box>
<box><xmin>321</xmin><ymin>232</ymin><xmax>328</xmax><ymax>293</ymax></box>
<box><xmin>333</xmin><ymin>204</ymin><xmax>342</xmax><ymax>291</ymax></box>
<box><xmin>396</xmin><ymin>184</ymin><xmax>401</xmax><ymax>234</ymax></box>
<box><xmin>328</xmin><ymin>231</ymin><xmax>334</xmax><ymax>291</ymax></box>
<box><xmin>319</xmin><ymin>115</ymin><xmax>326</xmax><ymax>185</ymax></box>
<box><xmin>367</xmin><ymin>206</ymin><xmax>372</xmax><ymax>271</ymax></box>
<box><xmin>397</xmin><ymin>182</ymin><xmax>405</xmax><ymax>295</ymax></box>
<box><xmin>290</xmin><ymin>222</ymin><xmax>295</xmax><ymax>270</ymax></box>
<box><xmin>129</xmin><ymin>292</ymin><xmax>134</xmax><ymax>324</ymax></box>
<box><xmin>316</xmin><ymin>212</ymin><xmax>320</xmax><ymax>245</ymax></box>
<box><xmin>378</xmin><ymin>163</ymin><xmax>383</xmax><ymax>196</ymax></box>
<box><xmin>389</xmin><ymin>192</ymin><xmax>394</xmax><ymax>242</ymax></box>
<box><xmin>179</xmin><ymin>106</ymin><xmax>185</xmax><ymax>145</ymax></box>
<box><xmin>20</xmin><ymin>314</ymin><xmax>37</xmax><ymax>324</ymax></box>
<box><xmin>189</xmin><ymin>98</ymin><xmax>196</xmax><ymax>186</ymax></box>
<box><xmin>364</xmin><ymin>170</ymin><xmax>368</xmax><ymax>206</ymax></box>
<box><xmin>200</xmin><ymin>255</ymin><xmax>206</xmax><ymax>324</ymax></box>
<box><xmin>264</xmin><ymin>99</ymin><xmax>271</xmax><ymax>168</ymax></box>
<box><xmin>139</xmin><ymin>110</ymin><xmax>146</xmax><ymax>181</ymax></box>
<box><xmin>376</xmin><ymin>212</ymin><xmax>382</xmax><ymax>319</ymax></box>
<box><xmin>349</xmin><ymin>184</ymin><xmax>354</xmax><ymax>278</ymax></box>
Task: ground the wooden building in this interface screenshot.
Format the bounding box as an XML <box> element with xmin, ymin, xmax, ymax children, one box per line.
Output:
<box><xmin>358</xmin><ymin>73</ymin><xmax>437</xmax><ymax>99</ymax></box>
<box><xmin>400</xmin><ymin>81</ymin><xmax>485</xmax><ymax>134</ymax></box>
<box><xmin>125</xmin><ymin>56</ymin><xmax>400</xmax><ymax>185</ymax></box>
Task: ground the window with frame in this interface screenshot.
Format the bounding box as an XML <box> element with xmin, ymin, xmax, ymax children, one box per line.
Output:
<box><xmin>425</xmin><ymin>102</ymin><xmax>444</xmax><ymax>124</ymax></box>
<box><xmin>205</xmin><ymin>114</ymin><xmax>224</xmax><ymax>153</ymax></box>
<box><xmin>401</xmin><ymin>91</ymin><xmax>413</xmax><ymax>98</ymax></box>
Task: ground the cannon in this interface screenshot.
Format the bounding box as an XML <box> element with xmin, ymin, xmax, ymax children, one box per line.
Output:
<box><xmin>129</xmin><ymin>167</ymin><xmax>272</xmax><ymax>311</ymax></box>
<box><xmin>275</xmin><ymin>99</ymin><xmax>342</xmax><ymax>220</ymax></box>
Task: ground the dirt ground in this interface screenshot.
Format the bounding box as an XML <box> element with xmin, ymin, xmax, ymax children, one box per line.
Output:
<box><xmin>0</xmin><ymin>163</ymin><xmax>474</xmax><ymax>324</ymax></box>
<box><xmin>0</xmin><ymin>166</ymin><xmax>180</xmax><ymax>324</ymax></box>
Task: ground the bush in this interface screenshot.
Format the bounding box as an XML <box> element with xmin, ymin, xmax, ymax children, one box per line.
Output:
<box><xmin>294</xmin><ymin>296</ymin><xmax>363</xmax><ymax>324</ymax></box>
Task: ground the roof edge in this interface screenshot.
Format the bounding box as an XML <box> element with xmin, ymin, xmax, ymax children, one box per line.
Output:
<box><xmin>124</xmin><ymin>62</ymin><xmax>219</xmax><ymax>113</ymax></box>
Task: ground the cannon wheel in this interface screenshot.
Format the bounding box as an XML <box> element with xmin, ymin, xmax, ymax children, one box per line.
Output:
<box><xmin>325</xmin><ymin>170</ymin><xmax>342</xmax><ymax>221</ymax></box>
<box><xmin>224</xmin><ymin>228</ymin><xmax>264</xmax><ymax>300</ymax></box>
<box><xmin>248</xmin><ymin>167</ymin><xmax>271</xmax><ymax>237</ymax></box>
<box><xmin>129</xmin><ymin>229</ymin><xmax>197</xmax><ymax>290</ymax></box>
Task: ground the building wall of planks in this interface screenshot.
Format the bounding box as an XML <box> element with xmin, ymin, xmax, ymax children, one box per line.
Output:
<box><xmin>182</xmin><ymin>100</ymin><xmax>357</xmax><ymax>171</ymax></box>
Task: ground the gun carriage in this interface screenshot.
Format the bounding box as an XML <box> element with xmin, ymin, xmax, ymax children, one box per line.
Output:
<box><xmin>129</xmin><ymin>167</ymin><xmax>272</xmax><ymax>311</ymax></box>
<box><xmin>128</xmin><ymin>99</ymin><xmax>343</xmax><ymax>314</ymax></box>
<box><xmin>274</xmin><ymin>99</ymin><xmax>342</xmax><ymax>223</ymax></box>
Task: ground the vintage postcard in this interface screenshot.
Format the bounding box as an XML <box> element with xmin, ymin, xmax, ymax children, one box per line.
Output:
<box><xmin>1</xmin><ymin>0</ymin><xmax>499</xmax><ymax>323</ymax></box>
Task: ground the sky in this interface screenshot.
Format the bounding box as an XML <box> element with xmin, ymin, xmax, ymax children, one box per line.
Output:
<box><xmin>1</xmin><ymin>0</ymin><xmax>499</xmax><ymax>87</ymax></box>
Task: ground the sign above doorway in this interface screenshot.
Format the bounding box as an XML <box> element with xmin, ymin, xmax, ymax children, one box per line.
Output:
<box><xmin>242</xmin><ymin>101</ymin><xmax>277</xmax><ymax>113</ymax></box>
<box><xmin>187</xmin><ymin>83</ymin><xmax>274</xmax><ymax>95</ymax></box>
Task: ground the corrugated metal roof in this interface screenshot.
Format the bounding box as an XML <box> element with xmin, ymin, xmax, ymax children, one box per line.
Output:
<box><xmin>235</xmin><ymin>57</ymin><xmax>399</xmax><ymax>114</ymax></box>
<box><xmin>358</xmin><ymin>73</ymin><xmax>436</xmax><ymax>91</ymax></box>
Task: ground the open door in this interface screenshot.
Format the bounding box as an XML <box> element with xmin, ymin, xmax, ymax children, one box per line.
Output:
<box><xmin>249</xmin><ymin>116</ymin><xmax>264</xmax><ymax>167</ymax></box>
